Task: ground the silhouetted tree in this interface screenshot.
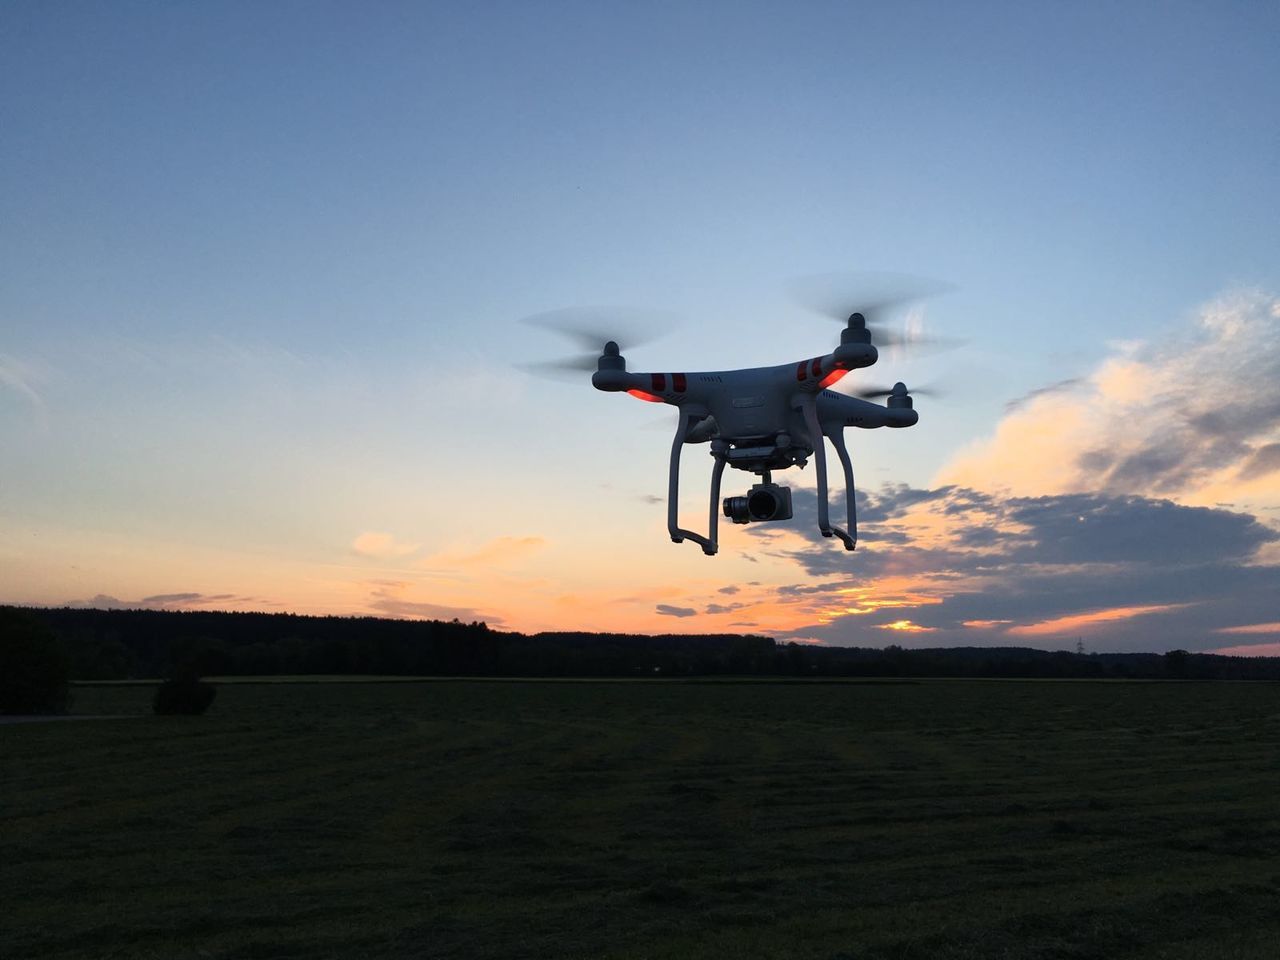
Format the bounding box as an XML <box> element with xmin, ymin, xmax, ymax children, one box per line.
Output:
<box><xmin>17</xmin><ymin>606</ymin><xmax>1280</xmax><ymax>681</ymax></box>
<box><xmin>1164</xmin><ymin>649</ymin><xmax>1190</xmax><ymax>679</ymax></box>
<box><xmin>0</xmin><ymin>606</ymin><xmax>70</xmax><ymax>714</ymax></box>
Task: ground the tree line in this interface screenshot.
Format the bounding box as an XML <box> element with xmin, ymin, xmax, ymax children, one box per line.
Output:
<box><xmin>8</xmin><ymin>606</ymin><xmax>1280</xmax><ymax>682</ymax></box>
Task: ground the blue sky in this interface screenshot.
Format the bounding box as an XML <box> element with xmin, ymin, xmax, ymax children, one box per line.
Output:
<box><xmin>3</xmin><ymin>2</ymin><xmax>1278</xmax><ymax>650</ymax></box>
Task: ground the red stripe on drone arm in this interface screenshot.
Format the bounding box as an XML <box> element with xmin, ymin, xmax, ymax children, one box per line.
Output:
<box><xmin>673</xmin><ymin>373</ymin><xmax>687</xmax><ymax>392</ymax></box>
<box><xmin>819</xmin><ymin>369</ymin><xmax>848</xmax><ymax>388</ymax></box>
<box><xmin>796</xmin><ymin>362</ymin><xmax>807</xmax><ymax>381</ymax></box>
<box><xmin>811</xmin><ymin>357</ymin><xmax>823</xmax><ymax>378</ymax></box>
<box><xmin>651</xmin><ymin>373</ymin><xmax>666</xmax><ymax>392</ymax></box>
<box><xmin>627</xmin><ymin>389</ymin><xmax>666</xmax><ymax>403</ymax></box>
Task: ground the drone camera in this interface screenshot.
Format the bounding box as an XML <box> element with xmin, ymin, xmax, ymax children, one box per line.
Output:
<box><xmin>723</xmin><ymin>482</ymin><xmax>794</xmax><ymax>524</ymax></box>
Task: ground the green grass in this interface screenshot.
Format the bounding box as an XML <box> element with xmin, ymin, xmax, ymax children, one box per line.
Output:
<box><xmin>4</xmin><ymin>680</ymin><xmax>1280</xmax><ymax>959</ymax></box>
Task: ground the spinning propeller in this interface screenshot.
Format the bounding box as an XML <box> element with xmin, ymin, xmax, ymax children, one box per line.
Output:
<box><xmin>789</xmin><ymin>272</ymin><xmax>963</xmax><ymax>355</ymax></box>
<box><xmin>851</xmin><ymin>381</ymin><xmax>941</xmax><ymax>400</ymax></box>
<box><xmin>518</xmin><ymin>306</ymin><xmax>675</xmax><ymax>378</ymax></box>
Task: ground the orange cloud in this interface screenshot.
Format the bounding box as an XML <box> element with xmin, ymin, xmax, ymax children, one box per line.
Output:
<box><xmin>365</xmin><ymin>579</ymin><xmax>502</xmax><ymax>624</ymax></box>
<box><xmin>878</xmin><ymin>620</ymin><xmax>935</xmax><ymax>632</ymax></box>
<box><xmin>1210</xmin><ymin>643</ymin><xmax>1280</xmax><ymax>657</ymax></box>
<box><xmin>425</xmin><ymin>536</ymin><xmax>547</xmax><ymax>568</ymax></box>
<box><xmin>1215</xmin><ymin>622</ymin><xmax>1280</xmax><ymax>635</ymax></box>
<box><xmin>351</xmin><ymin>531</ymin><xmax>421</xmax><ymax>558</ymax></box>
<box><xmin>816</xmin><ymin>585</ymin><xmax>944</xmax><ymax>624</ymax></box>
<box><xmin>937</xmin><ymin>290</ymin><xmax>1280</xmax><ymax>512</ymax></box>
<box><xmin>941</xmin><ymin>398</ymin><xmax>1088</xmax><ymax>497</ymax></box>
<box><xmin>1007</xmin><ymin>603</ymin><xmax>1194</xmax><ymax>638</ymax></box>
<box><xmin>963</xmin><ymin>619</ymin><xmax>1013</xmax><ymax>629</ymax></box>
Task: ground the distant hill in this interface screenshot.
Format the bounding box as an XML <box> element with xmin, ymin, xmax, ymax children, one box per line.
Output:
<box><xmin>9</xmin><ymin>606</ymin><xmax>1279</xmax><ymax>681</ymax></box>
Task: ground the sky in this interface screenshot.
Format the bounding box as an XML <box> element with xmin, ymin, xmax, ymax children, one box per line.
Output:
<box><xmin>2</xmin><ymin>1</ymin><xmax>1278</xmax><ymax>653</ymax></box>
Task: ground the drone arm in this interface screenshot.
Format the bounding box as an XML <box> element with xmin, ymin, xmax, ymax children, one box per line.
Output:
<box><xmin>667</xmin><ymin>412</ymin><xmax>720</xmax><ymax>556</ymax></box>
<box><xmin>798</xmin><ymin>396</ymin><xmax>856</xmax><ymax>551</ymax></box>
<box><xmin>791</xmin><ymin>341</ymin><xmax>879</xmax><ymax>395</ymax></box>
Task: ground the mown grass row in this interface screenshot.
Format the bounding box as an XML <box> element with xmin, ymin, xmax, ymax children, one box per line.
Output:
<box><xmin>4</xmin><ymin>680</ymin><xmax>1280</xmax><ymax>959</ymax></box>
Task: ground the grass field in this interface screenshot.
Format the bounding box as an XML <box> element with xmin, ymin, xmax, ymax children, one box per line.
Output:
<box><xmin>4</xmin><ymin>679</ymin><xmax>1280</xmax><ymax>959</ymax></box>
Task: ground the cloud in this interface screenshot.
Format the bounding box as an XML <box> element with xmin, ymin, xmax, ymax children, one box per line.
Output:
<box><xmin>1003</xmin><ymin>377</ymin><xmax>1084</xmax><ymax>413</ymax></box>
<box><xmin>1239</xmin><ymin>443</ymin><xmax>1280</xmax><ymax>482</ymax></box>
<box><xmin>1215</xmin><ymin>622</ymin><xmax>1280</xmax><ymax>636</ymax></box>
<box><xmin>0</xmin><ymin>353</ymin><xmax>46</xmax><ymax>408</ymax></box>
<box><xmin>878</xmin><ymin>620</ymin><xmax>935</xmax><ymax>633</ymax></box>
<box><xmin>351</xmin><ymin>531</ymin><xmax>421</xmax><ymax>559</ymax></box>
<box><xmin>425</xmin><ymin>536</ymin><xmax>546</xmax><ymax>568</ymax></box>
<box><xmin>728</xmin><ymin>290</ymin><xmax>1280</xmax><ymax>653</ymax></box>
<box><xmin>66</xmin><ymin>594</ymin><xmax>132</xmax><ymax>609</ymax></box>
<box><xmin>1211</xmin><ymin>642</ymin><xmax>1280</xmax><ymax>656</ymax></box>
<box><xmin>998</xmin><ymin>493</ymin><xmax>1274</xmax><ymax>566</ymax></box>
<box><xmin>366</xmin><ymin>581</ymin><xmax>502</xmax><ymax>625</ymax></box>
<box><xmin>705</xmin><ymin>602</ymin><xmax>747</xmax><ymax>615</ymax></box>
<box><xmin>940</xmin><ymin>290</ymin><xmax>1280</xmax><ymax>508</ymax></box>
<box><xmin>718</xmin><ymin>585</ymin><xmax>740</xmax><ymax>595</ymax></box>
<box><xmin>1006</xmin><ymin>603</ymin><xmax>1195</xmax><ymax>638</ymax></box>
<box><xmin>62</xmin><ymin>592</ymin><xmax>268</xmax><ymax>611</ymax></box>
<box><xmin>656</xmin><ymin>604</ymin><xmax>697</xmax><ymax>618</ymax></box>
<box><xmin>368</xmin><ymin>597</ymin><xmax>501</xmax><ymax>623</ymax></box>
<box><xmin>776</xmin><ymin>581</ymin><xmax>853</xmax><ymax>596</ymax></box>
<box><xmin>739</xmin><ymin>481</ymin><xmax>1279</xmax><ymax>651</ymax></box>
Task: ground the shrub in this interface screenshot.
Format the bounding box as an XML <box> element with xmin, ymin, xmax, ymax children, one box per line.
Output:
<box><xmin>0</xmin><ymin>607</ymin><xmax>70</xmax><ymax>714</ymax></box>
<box><xmin>153</xmin><ymin>677</ymin><xmax>217</xmax><ymax>715</ymax></box>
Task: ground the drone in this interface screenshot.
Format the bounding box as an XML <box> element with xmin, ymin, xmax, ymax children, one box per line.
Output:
<box><xmin>525</xmin><ymin>285</ymin><xmax>942</xmax><ymax>556</ymax></box>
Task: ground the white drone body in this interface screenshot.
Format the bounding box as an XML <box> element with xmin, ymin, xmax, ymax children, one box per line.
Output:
<box><xmin>592</xmin><ymin>312</ymin><xmax>918</xmax><ymax>556</ymax></box>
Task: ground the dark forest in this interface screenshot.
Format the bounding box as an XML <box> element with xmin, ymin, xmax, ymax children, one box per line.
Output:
<box><xmin>11</xmin><ymin>606</ymin><xmax>1280</xmax><ymax>682</ymax></box>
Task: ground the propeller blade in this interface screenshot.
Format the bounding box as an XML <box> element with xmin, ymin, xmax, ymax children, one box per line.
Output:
<box><xmin>519</xmin><ymin>306</ymin><xmax>677</xmax><ymax>354</ymax></box>
<box><xmin>863</xmin><ymin>325</ymin><xmax>967</xmax><ymax>352</ymax></box>
<box><xmin>850</xmin><ymin>383</ymin><xmax>942</xmax><ymax>400</ymax></box>
<box><xmin>516</xmin><ymin>356</ymin><xmax>601</xmax><ymax>381</ymax></box>
<box><xmin>789</xmin><ymin>272</ymin><xmax>962</xmax><ymax>354</ymax></box>
<box><xmin>789</xmin><ymin>271</ymin><xmax>953</xmax><ymax>323</ymax></box>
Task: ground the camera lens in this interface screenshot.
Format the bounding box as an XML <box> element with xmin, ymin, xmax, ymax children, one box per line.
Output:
<box><xmin>748</xmin><ymin>489</ymin><xmax>779</xmax><ymax>520</ymax></box>
<box><xmin>722</xmin><ymin>496</ymin><xmax>750</xmax><ymax>524</ymax></box>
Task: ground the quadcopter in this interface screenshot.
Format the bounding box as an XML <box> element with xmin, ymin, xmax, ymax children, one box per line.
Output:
<box><xmin>525</xmin><ymin>286</ymin><xmax>940</xmax><ymax>556</ymax></box>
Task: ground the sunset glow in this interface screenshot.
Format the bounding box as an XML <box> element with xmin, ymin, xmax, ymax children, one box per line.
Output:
<box><xmin>817</xmin><ymin>587</ymin><xmax>945</xmax><ymax>622</ymax></box>
<box><xmin>2</xmin><ymin>6</ymin><xmax>1278</xmax><ymax>655</ymax></box>
<box><xmin>878</xmin><ymin>620</ymin><xmax>935</xmax><ymax>633</ymax></box>
<box><xmin>1211</xmin><ymin>643</ymin><xmax>1280</xmax><ymax>657</ymax></box>
<box><xmin>1006</xmin><ymin>605</ymin><xmax>1196</xmax><ymax>638</ymax></box>
<box><xmin>1215</xmin><ymin>623</ymin><xmax>1280</xmax><ymax>636</ymax></box>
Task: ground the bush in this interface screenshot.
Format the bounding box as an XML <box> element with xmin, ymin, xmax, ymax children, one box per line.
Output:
<box><xmin>0</xmin><ymin>607</ymin><xmax>70</xmax><ymax>714</ymax></box>
<box><xmin>153</xmin><ymin>677</ymin><xmax>217</xmax><ymax>715</ymax></box>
